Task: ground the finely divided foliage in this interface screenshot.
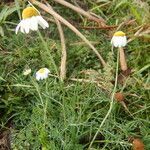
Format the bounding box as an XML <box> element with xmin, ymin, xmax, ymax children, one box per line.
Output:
<box><xmin>0</xmin><ymin>0</ymin><xmax>149</xmax><ymax>149</ymax></box>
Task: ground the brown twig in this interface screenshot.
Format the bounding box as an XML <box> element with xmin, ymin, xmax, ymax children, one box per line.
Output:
<box><xmin>53</xmin><ymin>0</ymin><xmax>106</xmax><ymax>26</ymax></box>
<box><xmin>127</xmin><ymin>26</ymin><xmax>144</xmax><ymax>43</ymax></box>
<box><xmin>127</xmin><ymin>25</ymin><xmax>150</xmax><ymax>43</ymax></box>
<box><xmin>117</xmin><ymin>19</ymin><xmax>136</xmax><ymax>31</ymax></box>
<box><xmin>70</xmin><ymin>41</ymin><xmax>100</xmax><ymax>46</ymax></box>
<box><xmin>46</xmin><ymin>2</ymin><xmax>67</xmax><ymax>81</ymax></box>
<box><xmin>70</xmin><ymin>78</ymin><xmax>97</xmax><ymax>83</ymax></box>
<box><xmin>70</xmin><ymin>78</ymin><xmax>110</xmax><ymax>92</ymax></box>
<box><xmin>119</xmin><ymin>47</ymin><xmax>128</xmax><ymax>71</ymax></box>
<box><xmin>78</xmin><ymin>25</ymin><xmax>117</xmax><ymax>30</ymax></box>
<box><xmin>56</xmin><ymin>20</ymin><xmax>67</xmax><ymax>81</ymax></box>
<box><xmin>120</xmin><ymin>101</ymin><xmax>133</xmax><ymax>117</ymax></box>
<box><xmin>29</xmin><ymin>0</ymin><xmax>106</xmax><ymax>67</ymax></box>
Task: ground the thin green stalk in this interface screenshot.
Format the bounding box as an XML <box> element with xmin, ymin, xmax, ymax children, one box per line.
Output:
<box><xmin>34</xmin><ymin>82</ymin><xmax>44</xmax><ymax>105</ymax></box>
<box><xmin>43</xmin><ymin>99</ymin><xmax>48</xmax><ymax>127</ymax></box>
<box><xmin>38</xmin><ymin>31</ymin><xmax>59</xmax><ymax>75</ymax></box>
<box><xmin>32</xmin><ymin>79</ymin><xmax>48</xmax><ymax>127</ymax></box>
<box><xmin>88</xmin><ymin>50</ymin><xmax>120</xmax><ymax>149</ymax></box>
<box><xmin>58</xmin><ymin>82</ymin><xmax>67</xmax><ymax>143</ymax></box>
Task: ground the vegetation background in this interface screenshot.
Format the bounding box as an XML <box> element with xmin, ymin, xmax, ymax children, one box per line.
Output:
<box><xmin>0</xmin><ymin>0</ymin><xmax>149</xmax><ymax>149</ymax></box>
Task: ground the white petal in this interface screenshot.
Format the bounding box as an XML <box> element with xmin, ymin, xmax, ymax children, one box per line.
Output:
<box><xmin>19</xmin><ymin>19</ymin><xmax>28</xmax><ymax>34</ymax></box>
<box><xmin>20</xmin><ymin>26</ymin><xmax>25</xmax><ymax>33</ymax></box>
<box><xmin>36</xmin><ymin>74</ymin><xmax>41</xmax><ymax>80</ymax></box>
<box><xmin>21</xmin><ymin>21</ymin><xmax>26</xmax><ymax>33</ymax></box>
<box><xmin>36</xmin><ymin>73</ymin><xmax>45</xmax><ymax>81</ymax></box>
<box><xmin>18</xmin><ymin>21</ymin><xmax>24</xmax><ymax>33</ymax></box>
<box><xmin>41</xmin><ymin>75</ymin><xmax>45</xmax><ymax>80</ymax></box>
<box><xmin>15</xmin><ymin>20</ymin><xmax>25</xmax><ymax>34</ymax></box>
<box><xmin>44</xmin><ymin>74</ymin><xmax>49</xmax><ymax>79</ymax></box>
<box><xmin>111</xmin><ymin>36</ymin><xmax>127</xmax><ymax>47</ymax></box>
<box><xmin>117</xmin><ymin>37</ymin><xmax>127</xmax><ymax>47</ymax></box>
<box><xmin>36</xmin><ymin>16</ymin><xmax>49</xmax><ymax>29</ymax></box>
<box><xmin>15</xmin><ymin>22</ymin><xmax>21</xmax><ymax>34</ymax></box>
<box><xmin>42</xmin><ymin>73</ymin><xmax>48</xmax><ymax>79</ymax></box>
<box><xmin>39</xmin><ymin>76</ymin><xmax>43</xmax><ymax>80</ymax></box>
<box><xmin>44</xmin><ymin>68</ymin><xmax>50</xmax><ymax>74</ymax></box>
<box><xmin>24</xmin><ymin>19</ymin><xmax>30</xmax><ymax>34</ymax></box>
<box><xmin>29</xmin><ymin>17</ymin><xmax>38</xmax><ymax>31</ymax></box>
<box><xmin>121</xmin><ymin>36</ymin><xmax>127</xmax><ymax>47</ymax></box>
<box><xmin>40</xmin><ymin>74</ymin><xmax>46</xmax><ymax>80</ymax></box>
<box><xmin>35</xmin><ymin>68</ymin><xmax>50</xmax><ymax>81</ymax></box>
<box><xmin>111</xmin><ymin>37</ymin><xmax>118</xmax><ymax>47</ymax></box>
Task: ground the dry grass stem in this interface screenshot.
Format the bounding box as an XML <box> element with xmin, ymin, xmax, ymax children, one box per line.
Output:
<box><xmin>70</xmin><ymin>78</ymin><xmax>97</xmax><ymax>83</ymax></box>
<box><xmin>46</xmin><ymin>3</ymin><xmax>67</xmax><ymax>81</ymax></box>
<box><xmin>78</xmin><ymin>25</ymin><xmax>117</xmax><ymax>29</ymax></box>
<box><xmin>53</xmin><ymin>0</ymin><xmax>106</xmax><ymax>26</ymax></box>
<box><xmin>55</xmin><ymin>19</ymin><xmax>67</xmax><ymax>81</ymax></box>
<box><xmin>119</xmin><ymin>47</ymin><xmax>128</xmax><ymax>71</ymax></box>
<box><xmin>120</xmin><ymin>101</ymin><xmax>133</xmax><ymax>117</ymax></box>
<box><xmin>128</xmin><ymin>26</ymin><xmax>144</xmax><ymax>43</ymax></box>
<box><xmin>69</xmin><ymin>41</ymin><xmax>100</xmax><ymax>46</ymax></box>
<box><xmin>70</xmin><ymin>78</ymin><xmax>110</xmax><ymax>94</ymax></box>
<box><xmin>116</xmin><ymin>19</ymin><xmax>136</xmax><ymax>31</ymax></box>
<box><xmin>128</xmin><ymin>25</ymin><xmax>150</xmax><ymax>43</ymax></box>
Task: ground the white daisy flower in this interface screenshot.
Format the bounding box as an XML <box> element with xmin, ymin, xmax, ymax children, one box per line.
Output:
<box><xmin>23</xmin><ymin>68</ymin><xmax>31</xmax><ymax>76</ymax></box>
<box><xmin>16</xmin><ymin>7</ymin><xmax>49</xmax><ymax>34</ymax></box>
<box><xmin>36</xmin><ymin>68</ymin><xmax>50</xmax><ymax>81</ymax></box>
<box><xmin>111</xmin><ymin>31</ymin><xmax>127</xmax><ymax>47</ymax></box>
<box><xmin>111</xmin><ymin>31</ymin><xmax>128</xmax><ymax>71</ymax></box>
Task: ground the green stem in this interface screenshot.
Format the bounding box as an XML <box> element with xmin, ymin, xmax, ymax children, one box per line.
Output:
<box><xmin>38</xmin><ymin>31</ymin><xmax>59</xmax><ymax>75</ymax></box>
<box><xmin>88</xmin><ymin>50</ymin><xmax>120</xmax><ymax>149</ymax></box>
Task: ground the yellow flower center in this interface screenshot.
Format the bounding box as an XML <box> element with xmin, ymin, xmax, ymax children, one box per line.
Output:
<box><xmin>38</xmin><ymin>68</ymin><xmax>46</xmax><ymax>74</ymax></box>
<box><xmin>22</xmin><ymin>7</ymin><xmax>39</xmax><ymax>19</ymax></box>
<box><xmin>114</xmin><ymin>31</ymin><xmax>125</xmax><ymax>36</ymax></box>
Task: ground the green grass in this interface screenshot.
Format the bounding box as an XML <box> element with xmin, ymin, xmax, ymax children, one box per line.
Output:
<box><xmin>0</xmin><ymin>0</ymin><xmax>150</xmax><ymax>149</ymax></box>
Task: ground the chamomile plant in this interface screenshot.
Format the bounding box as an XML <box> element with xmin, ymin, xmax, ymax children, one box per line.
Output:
<box><xmin>35</xmin><ymin>68</ymin><xmax>50</xmax><ymax>81</ymax></box>
<box><xmin>16</xmin><ymin>6</ymin><xmax>49</xmax><ymax>34</ymax></box>
<box><xmin>111</xmin><ymin>31</ymin><xmax>128</xmax><ymax>71</ymax></box>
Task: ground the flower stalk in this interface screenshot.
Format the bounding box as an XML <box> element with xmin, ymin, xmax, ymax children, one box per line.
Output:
<box><xmin>119</xmin><ymin>47</ymin><xmax>128</xmax><ymax>71</ymax></box>
<box><xmin>111</xmin><ymin>31</ymin><xmax>128</xmax><ymax>71</ymax></box>
<box><xmin>55</xmin><ymin>18</ymin><xmax>67</xmax><ymax>81</ymax></box>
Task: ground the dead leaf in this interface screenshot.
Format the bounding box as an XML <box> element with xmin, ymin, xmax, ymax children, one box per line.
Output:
<box><xmin>133</xmin><ymin>138</ymin><xmax>145</xmax><ymax>150</ymax></box>
<box><xmin>0</xmin><ymin>130</ymin><xmax>11</xmax><ymax>150</ymax></box>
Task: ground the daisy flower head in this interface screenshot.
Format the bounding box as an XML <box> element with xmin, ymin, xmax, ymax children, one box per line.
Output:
<box><xmin>36</xmin><ymin>68</ymin><xmax>50</xmax><ymax>81</ymax></box>
<box><xmin>111</xmin><ymin>31</ymin><xmax>127</xmax><ymax>47</ymax></box>
<box><xmin>16</xmin><ymin>6</ymin><xmax>49</xmax><ymax>34</ymax></box>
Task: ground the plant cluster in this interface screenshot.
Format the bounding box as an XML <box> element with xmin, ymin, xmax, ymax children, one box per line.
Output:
<box><xmin>0</xmin><ymin>0</ymin><xmax>149</xmax><ymax>149</ymax></box>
